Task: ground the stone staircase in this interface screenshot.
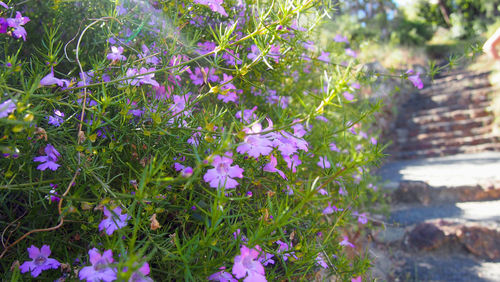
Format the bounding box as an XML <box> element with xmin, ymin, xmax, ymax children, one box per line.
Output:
<box><xmin>371</xmin><ymin>69</ymin><xmax>500</xmax><ymax>281</ymax></box>
<box><xmin>388</xmin><ymin>69</ymin><xmax>500</xmax><ymax>160</ymax></box>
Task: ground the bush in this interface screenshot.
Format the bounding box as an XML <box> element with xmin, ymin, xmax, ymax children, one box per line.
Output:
<box><xmin>0</xmin><ymin>0</ymin><xmax>391</xmax><ymax>280</ymax></box>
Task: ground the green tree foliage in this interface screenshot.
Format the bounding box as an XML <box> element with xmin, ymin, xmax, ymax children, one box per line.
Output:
<box><xmin>416</xmin><ymin>0</ymin><xmax>500</xmax><ymax>38</ymax></box>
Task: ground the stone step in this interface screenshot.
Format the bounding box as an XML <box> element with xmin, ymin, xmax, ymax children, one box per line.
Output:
<box><xmin>409</xmin><ymin>101</ymin><xmax>491</xmax><ymax>118</ymax></box>
<box><xmin>377</xmin><ymin>152</ymin><xmax>500</xmax><ymax>188</ymax></box>
<box><xmin>390</xmin><ymin>251</ymin><xmax>500</xmax><ymax>281</ymax></box>
<box><xmin>391</xmin><ymin>181</ymin><xmax>500</xmax><ymax>205</ymax></box>
<box><xmin>401</xmin><ymin>87</ymin><xmax>492</xmax><ymax>112</ymax></box>
<box><xmin>406</xmin><ymin>108</ymin><xmax>491</xmax><ymax>127</ymax></box>
<box><xmin>393</xmin><ymin>142</ymin><xmax>500</xmax><ymax>159</ymax></box>
<box><xmin>420</xmin><ymin>74</ymin><xmax>491</xmax><ymax>95</ymax></box>
<box><xmin>399</xmin><ymin>116</ymin><xmax>494</xmax><ymax>136</ymax></box>
<box><xmin>396</xmin><ymin>108</ymin><xmax>492</xmax><ymax>127</ymax></box>
<box><xmin>396</xmin><ymin>125</ymin><xmax>494</xmax><ymax>145</ymax></box>
<box><xmin>398</xmin><ymin>134</ymin><xmax>499</xmax><ymax>152</ymax></box>
<box><xmin>429</xmin><ymin>70</ymin><xmax>491</xmax><ymax>87</ymax></box>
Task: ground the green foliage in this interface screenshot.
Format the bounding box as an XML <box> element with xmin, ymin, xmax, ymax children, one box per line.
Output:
<box><xmin>0</xmin><ymin>0</ymin><xmax>388</xmax><ymax>281</ymax></box>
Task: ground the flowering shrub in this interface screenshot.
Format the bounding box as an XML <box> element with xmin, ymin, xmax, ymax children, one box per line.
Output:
<box><xmin>0</xmin><ymin>0</ymin><xmax>417</xmax><ymax>280</ymax></box>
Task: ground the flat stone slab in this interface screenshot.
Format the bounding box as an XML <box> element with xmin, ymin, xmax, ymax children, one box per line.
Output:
<box><xmin>378</xmin><ymin>152</ymin><xmax>500</xmax><ymax>189</ymax></box>
<box><xmin>395</xmin><ymin>253</ymin><xmax>500</xmax><ymax>282</ymax></box>
<box><xmin>389</xmin><ymin>200</ymin><xmax>500</xmax><ymax>227</ymax></box>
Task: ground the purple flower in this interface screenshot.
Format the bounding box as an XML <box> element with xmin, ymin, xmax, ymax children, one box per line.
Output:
<box><xmin>317</xmin><ymin>156</ymin><xmax>331</xmax><ymax>169</ymax></box>
<box><xmin>275</xmin><ymin>240</ymin><xmax>297</xmax><ymax>261</ymax></box>
<box><xmin>283</xmin><ymin>154</ymin><xmax>301</xmax><ymax>173</ymax></box>
<box><xmin>0</xmin><ymin>1</ymin><xmax>9</xmax><ymax>9</ymax></box>
<box><xmin>316</xmin><ymin>253</ymin><xmax>328</xmax><ymax>269</ymax></box>
<box><xmin>79</xmin><ymin>248</ymin><xmax>117</xmax><ymax>282</ymax></box>
<box><xmin>235</xmin><ymin>106</ymin><xmax>257</xmax><ymax>123</ymax></box>
<box><xmin>345</xmin><ymin>48</ymin><xmax>357</xmax><ymax>58</ymax></box>
<box><xmin>106</xmin><ymin>46</ymin><xmax>126</xmax><ymax>61</ymax></box>
<box><xmin>263</xmin><ymin>155</ymin><xmax>287</xmax><ymax>179</ymax></box>
<box><xmin>137</xmin><ymin>67</ymin><xmax>160</xmax><ymax>87</ymax></box>
<box><xmin>340</xmin><ymin>236</ymin><xmax>355</xmax><ymax>248</ymax></box>
<box><xmin>247</xmin><ymin>45</ymin><xmax>261</xmax><ymax>61</ymax></box>
<box><xmin>47</xmin><ymin>109</ymin><xmax>64</xmax><ymax>127</ymax></box>
<box><xmin>139</xmin><ymin>44</ymin><xmax>160</xmax><ymax>65</ymax></box>
<box><xmin>197</xmin><ymin>41</ymin><xmax>217</xmax><ymax>55</ymax></box>
<box><xmin>237</xmin><ymin>122</ymin><xmax>273</xmax><ymax>158</ymax></box>
<box><xmin>370</xmin><ymin>137</ymin><xmax>378</xmax><ymax>145</ymax></box>
<box><xmin>343</xmin><ymin>91</ymin><xmax>354</xmax><ymax>101</ymax></box>
<box><xmin>322</xmin><ymin>202</ymin><xmax>339</xmax><ymax>215</ymax></box>
<box><xmin>406</xmin><ymin>70</ymin><xmax>424</xmax><ymax>89</ymax></box>
<box><xmin>99</xmin><ymin>206</ymin><xmax>130</xmax><ymax>235</ymax></box>
<box><xmin>0</xmin><ymin>99</ymin><xmax>16</xmax><ymax>118</ymax></box>
<box><xmin>218</xmin><ymin>74</ymin><xmax>239</xmax><ymax>103</ymax></box>
<box><xmin>33</xmin><ymin>144</ymin><xmax>61</xmax><ymax>171</ymax></box>
<box><xmin>222</xmin><ymin>49</ymin><xmax>242</xmax><ymax>66</ymax></box>
<box><xmin>317</xmin><ymin>51</ymin><xmax>330</xmax><ymax>63</ymax></box>
<box><xmin>127</xmin><ymin>262</ymin><xmax>153</xmax><ymax>282</ymax></box>
<box><xmin>194</xmin><ymin>0</ymin><xmax>228</xmax><ymax>17</ymax></box>
<box><xmin>232</xmin><ymin>245</ymin><xmax>266</xmax><ymax>282</ymax></box>
<box><xmin>203</xmin><ymin>154</ymin><xmax>244</xmax><ymax>189</ymax></box>
<box><xmin>19</xmin><ymin>245</ymin><xmax>60</xmax><ymax>277</ymax></box>
<box><xmin>334</xmin><ymin>34</ymin><xmax>349</xmax><ymax>43</ymax></box>
<box><xmin>267</xmin><ymin>44</ymin><xmax>281</xmax><ymax>63</ymax></box>
<box><xmin>0</xmin><ymin>18</ymin><xmax>7</xmax><ymax>34</ymax></box>
<box><xmin>7</xmin><ymin>12</ymin><xmax>30</xmax><ymax>41</ymax></box>
<box><xmin>329</xmin><ymin>142</ymin><xmax>340</xmax><ymax>152</ymax></box>
<box><xmin>181</xmin><ymin>166</ymin><xmax>193</xmax><ymax>177</ymax></box>
<box><xmin>354</xmin><ymin>211</ymin><xmax>368</xmax><ymax>225</ymax></box>
<box><xmin>40</xmin><ymin>67</ymin><xmax>70</xmax><ymax>87</ymax></box>
<box><xmin>209</xmin><ymin>267</ymin><xmax>237</xmax><ymax>282</ymax></box>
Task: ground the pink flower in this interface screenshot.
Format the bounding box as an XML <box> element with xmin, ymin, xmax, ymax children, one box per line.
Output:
<box><xmin>283</xmin><ymin>154</ymin><xmax>301</xmax><ymax>173</ymax></box>
<box><xmin>406</xmin><ymin>70</ymin><xmax>424</xmax><ymax>89</ymax></box>
<box><xmin>106</xmin><ymin>46</ymin><xmax>126</xmax><ymax>61</ymax></box>
<box><xmin>317</xmin><ymin>156</ymin><xmax>331</xmax><ymax>169</ymax></box>
<box><xmin>232</xmin><ymin>245</ymin><xmax>266</xmax><ymax>282</ymax></box>
<box><xmin>203</xmin><ymin>154</ymin><xmax>244</xmax><ymax>189</ymax></box>
<box><xmin>194</xmin><ymin>0</ymin><xmax>228</xmax><ymax>17</ymax></box>
<box><xmin>98</xmin><ymin>206</ymin><xmax>130</xmax><ymax>235</ymax></box>
<box><xmin>340</xmin><ymin>236</ymin><xmax>355</xmax><ymax>248</ymax></box>
<box><xmin>20</xmin><ymin>245</ymin><xmax>60</xmax><ymax>277</ymax></box>
<box><xmin>352</xmin><ymin>276</ymin><xmax>362</xmax><ymax>282</ymax></box>
<box><xmin>263</xmin><ymin>155</ymin><xmax>287</xmax><ymax>179</ymax></box>
<box><xmin>79</xmin><ymin>248</ymin><xmax>116</xmax><ymax>282</ymax></box>
<box><xmin>237</xmin><ymin>122</ymin><xmax>273</xmax><ymax>158</ymax></box>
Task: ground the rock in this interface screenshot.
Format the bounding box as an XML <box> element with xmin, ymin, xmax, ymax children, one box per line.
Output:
<box><xmin>459</xmin><ymin>226</ymin><xmax>500</xmax><ymax>260</ymax></box>
<box><xmin>407</xmin><ymin>222</ymin><xmax>448</xmax><ymax>250</ymax></box>
<box><xmin>392</xmin><ymin>181</ymin><xmax>431</xmax><ymax>205</ymax></box>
